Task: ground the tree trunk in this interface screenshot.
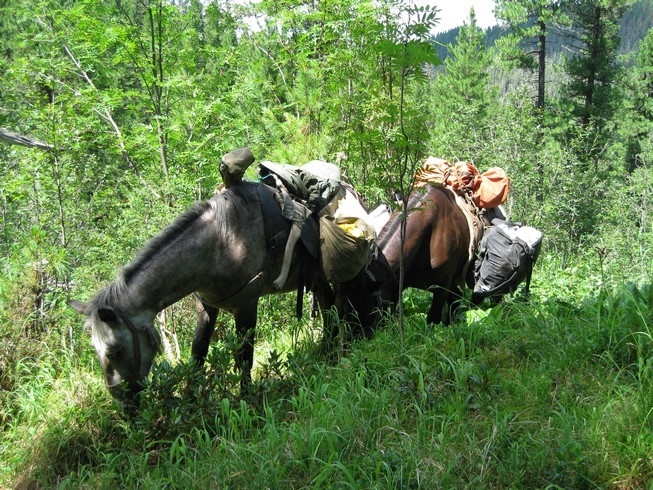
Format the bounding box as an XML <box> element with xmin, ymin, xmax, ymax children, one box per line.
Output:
<box><xmin>537</xmin><ymin>20</ymin><xmax>546</xmax><ymax>110</ymax></box>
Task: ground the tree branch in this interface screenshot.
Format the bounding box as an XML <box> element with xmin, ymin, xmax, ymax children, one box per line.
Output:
<box><xmin>63</xmin><ymin>45</ymin><xmax>161</xmax><ymax>199</ymax></box>
<box><xmin>0</xmin><ymin>127</ymin><xmax>53</xmax><ymax>151</ymax></box>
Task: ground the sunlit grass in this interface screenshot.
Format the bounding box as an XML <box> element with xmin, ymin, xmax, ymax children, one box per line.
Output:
<box><xmin>1</xmin><ymin>281</ymin><xmax>652</xmax><ymax>488</ymax></box>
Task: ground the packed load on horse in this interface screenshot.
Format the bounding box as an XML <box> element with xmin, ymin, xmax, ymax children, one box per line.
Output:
<box><xmin>257</xmin><ymin>159</ymin><xmax>377</xmax><ymax>285</ymax></box>
<box><xmin>413</xmin><ymin>156</ymin><xmax>511</xmax><ymax>209</ymax></box>
<box><xmin>473</xmin><ymin>218</ymin><xmax>543</xmax><ymax>301</ymax></box>
<box><xmin>218</xmin><ymin>148</ymin><xmax>379</xmax><ymax>285</ymax></box>
<box><xmin>411</xmin><ymin>157</ymin><xmax>543</xmax><ymax>303</ymax></box>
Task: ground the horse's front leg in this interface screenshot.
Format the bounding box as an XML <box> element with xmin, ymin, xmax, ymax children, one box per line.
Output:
<box><xmin>313</xmin><ymin>278</ymin><xmax>338</xmax><ymax>356</ymax></box>
<box><xmin>446</xmin><ymin>286</ymin><xmax>466</xmax><ymax>325</ymax></box>
<box><xmin>234</xmin><ymin>303</ymin><xmax>258</xmax><ymax>388</ymax></box>
<box><xmin>192</xmin><ymin>296</ymin><xmax>218</xmax><ymax>364</ymax></box>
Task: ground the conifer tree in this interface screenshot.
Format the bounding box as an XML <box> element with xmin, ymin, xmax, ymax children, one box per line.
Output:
<box><xmin>428</xmin><ymin>9</ymin><xmax>497</xmax><ymax>161</ymax></box>
<box><xmin>494</xmin><ymin>0</ymin><xmax>568</xmax><ymax>108</ymax></box>
<box><xmin>562</xmin><ymin>0</ymin><xmax>633</xmax><ymax>130</ymax></box>
<box><xmin>623</xmin><ymin>27</ymin><xmax>653</xmax><ymax>169</ymax></box>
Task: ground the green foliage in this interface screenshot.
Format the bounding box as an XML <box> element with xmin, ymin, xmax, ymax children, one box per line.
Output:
<box><xmin>2</xmin><ymin>0</ymin><xmax>653</xmax><ymax>487</ymax></box>
<box><xmin>2</xmin><ymin>280</ymin><xmax>653</xmax><ymax>488</ymax></box>
<box><xmin>428</xmin><ymin>11</ymin><xmax>499</xmax><ymax>163</ymax></box>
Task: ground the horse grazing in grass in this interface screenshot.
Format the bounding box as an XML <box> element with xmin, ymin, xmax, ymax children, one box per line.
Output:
<box><xmin>363</xmin><ymin>184</ymin><xmax>484</xmax><ymax>326</ymax></box>
<box><xmin>70</xmin><ymin>181</ymin><xmax>371</xmax><ymax>410</ymax></box>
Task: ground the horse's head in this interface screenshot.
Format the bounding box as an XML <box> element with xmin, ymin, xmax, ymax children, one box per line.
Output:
<box><xmin>69</xmin><ymin>299</ymin><xmax>161</xmax><ymax>410</ymax></box>
<box><xmin>338</xmin><ymin>262</ymin><xmax>393</xmax><ymax>337</ymax></box>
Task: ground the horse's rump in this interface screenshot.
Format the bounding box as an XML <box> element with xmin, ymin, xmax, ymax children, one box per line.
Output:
<box><xmin>375</xmin><ymin>186</ymin><xmax>471</xmax><ymax>289</ymax></box>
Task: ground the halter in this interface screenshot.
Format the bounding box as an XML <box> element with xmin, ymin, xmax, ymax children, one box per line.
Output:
<box><xmin>109</xmin><ymin>307</ymin><xmax>158</xmax><ymax>384</ymax></box>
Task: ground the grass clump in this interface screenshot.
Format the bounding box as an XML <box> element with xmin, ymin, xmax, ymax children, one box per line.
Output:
<box><xmin>1</xmin><ymin>282</ymin><xmax>652</xmax><ymax>488</ymax></box>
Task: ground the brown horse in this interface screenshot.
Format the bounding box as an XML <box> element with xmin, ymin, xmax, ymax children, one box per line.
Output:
<box><xmin>69</xmin><ymin>181</ymin><xmax>370</xmax><ymax>410</ymax></box>
<box><xmin>364</xmin><ymin>184</ymin><xmax>481</xmax><ymax>326</ymax></box>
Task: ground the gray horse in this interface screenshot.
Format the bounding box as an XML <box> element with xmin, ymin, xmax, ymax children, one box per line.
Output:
<box><xmin>70</xmin><ymin>181</ymin><xmax>364</xmax><ymax>410</ymax></box>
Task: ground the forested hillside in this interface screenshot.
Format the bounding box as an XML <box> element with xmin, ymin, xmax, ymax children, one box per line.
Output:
<box><xmin>435</xmin><ymin>0</ymin><xmax>653</xmax><ymax>59</ymax></box>
<box><xmin>1</xmin><ymin>0</ymin><xmax>652</xmax><ymax>487</ymax></box>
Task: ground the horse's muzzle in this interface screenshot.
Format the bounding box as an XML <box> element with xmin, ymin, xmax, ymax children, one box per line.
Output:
<box><xmin>107</xmin><ymin>376</ymin><xmax>144</xmax><ymax>413</ymax></box>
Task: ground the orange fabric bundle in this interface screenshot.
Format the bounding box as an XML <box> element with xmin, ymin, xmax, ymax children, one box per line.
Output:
<box><xmin>473</xmin><ymin>166</ymin><xmax>510</xmax><ymax>208</ymax></box>
<box><xmin>413</xmin><ymin>157</ymin><xmax>451</xmax><ymax>188</ymax></box>
<box><xmin>413</xmin><ymin>157</ymin><xmax>510</xmax><ymax>209</ymax></box>
<box><xmin>448</xmin><ymin>161</ymin><xmax>480</xmax><ymax>195</ymax></box>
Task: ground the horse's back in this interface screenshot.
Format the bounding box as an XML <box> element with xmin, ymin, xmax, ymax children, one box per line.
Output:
<box><xmin>380</xmin><ymin>186</ymin><xmax>471</xmax><ymax>290</ymax></box>
<box><xmin>197</xmin><ymin>183</ymin><xmax>301</xmax><ymax>307</ymax></box>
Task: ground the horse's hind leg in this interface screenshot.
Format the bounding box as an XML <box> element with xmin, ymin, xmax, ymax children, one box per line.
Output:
<box><xmin>427</xmin><ymin>291</ymin><xmax>447</xmax><ymax>325</ymax></box>
<box><xmin>192</xmin><ymin>297</ymin><xmax>218</xmax><ymax>364</ymax></box>
<box><xmin>314</xmin><ymin>278</ymin><xmax>338</xmax><ymax>357</ymax></box>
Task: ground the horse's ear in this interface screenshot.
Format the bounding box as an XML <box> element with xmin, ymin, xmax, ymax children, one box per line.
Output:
<box><xmin>97</xmin><ymin>308</ymin><xmax>118</xmax><ymax>323</ymax></box>
<box><xmin>69</xmin><ymin>300</ymin><xmax>91</xmax><ymax>315</ymax></box>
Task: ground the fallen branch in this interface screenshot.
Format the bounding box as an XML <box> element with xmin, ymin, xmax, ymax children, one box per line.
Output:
<box><xmin>0</xmin><ymin>127</ymin><xmax>53</xmax><ymax>151</ymax></box>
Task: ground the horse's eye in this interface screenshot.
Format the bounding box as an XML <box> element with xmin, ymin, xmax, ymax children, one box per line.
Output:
<box><xmin>105</xmin><ymin>345</ymin><xmax>123</xmax><ymax>359</ymax></box>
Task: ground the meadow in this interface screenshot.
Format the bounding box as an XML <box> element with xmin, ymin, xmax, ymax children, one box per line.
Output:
<box><xmin>2</xmin><ymin>1</ymin><xmax>653</xmax><ymax>487</ymax></box>
<box><xmin>1</xmin><ymin>253</ymin><xmax>651</xmax><ymax>489</ymax></box>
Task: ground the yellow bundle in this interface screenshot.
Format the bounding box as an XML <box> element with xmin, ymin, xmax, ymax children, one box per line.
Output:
<box><xmin>319</xmin><ymin>187</ymin><xmax>376</xmax><ymax>283</ymax></box>
<box><xmin>338</xmin><ymin>222</ymin><xmax>366</xmax><ymax>238</ymax></box>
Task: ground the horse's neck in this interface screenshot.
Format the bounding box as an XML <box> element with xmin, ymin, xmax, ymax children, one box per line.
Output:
<box><xmin>376</xmin><ymin>206</ymin><xmax>418</xmax><ymax>274</ymax></box>
<box><xmin>122</xmin><ymin>208</ymin><xmax>220</xmax><ymax>314</ymax></box>
<box><xmin>122</xmin><ymin>253</ymin><xmax>204</xmax><ymax>315</ymax></box>
<box><xmin>123</xmin><ymin>268</ymin><xmax>192</xmax><ymax>314</ymax></box>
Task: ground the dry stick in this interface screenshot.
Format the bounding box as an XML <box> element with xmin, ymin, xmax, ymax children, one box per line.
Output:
<box><xmin>63</xmin><ymin>45</ymin><xmax>161</xmax><ymax>199</ymax></box>
<box><xmin>0</xmin><ymin>127</ymin><xmax>53</xmax><ymax>151</ymax></box>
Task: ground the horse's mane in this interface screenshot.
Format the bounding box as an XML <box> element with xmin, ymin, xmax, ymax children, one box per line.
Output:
<box><xmin>84</xmin><ymin>201</ymin><xmax>211</xmax><ymax>315</ymax></box>
<box><xmin>119</xmin><ymin>200</ymin><xmax>216</xmax><ymax>284</ymax></box>
<box><xmin>118</xmin><ymin>183</ymin><xmax>263</xmax><ymax>284</ymax></box>
<box><xmin>87</xmin><ymin>184</ymin><xmax>260</xmax><ymax>323</ymax></box>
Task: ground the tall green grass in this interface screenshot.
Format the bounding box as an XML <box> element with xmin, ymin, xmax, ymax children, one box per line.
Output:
<box><xmin>1</xmin><ymin>279</ymin><xmax>652</xmax><ymax>488</ymax></box>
